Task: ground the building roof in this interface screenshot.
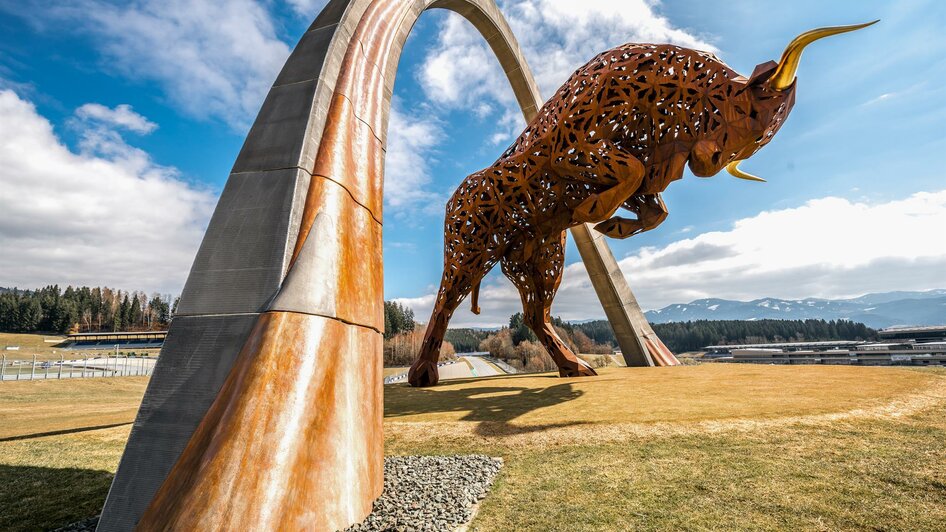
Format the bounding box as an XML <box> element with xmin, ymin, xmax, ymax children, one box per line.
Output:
<box><xmin>879</xmin><ymin>325</ymin><xmax>946</xmax><ymax>334</ymax></box>
<box><xmin>67</xmin><ymin>331</ymin><xmax>167</xmax><ymax>339</ymax></box>
<box><xmin>703</xmin><ymin>340</ymin><xmax>864</xmax><ymax>350</ymax></box>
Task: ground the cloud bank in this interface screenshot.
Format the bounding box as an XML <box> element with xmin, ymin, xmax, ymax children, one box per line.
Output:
<box><xmin>0</xmin><ymin>90</ymin><xmax>215</xmax><ymax>293</ymax></box>
<box><xmin>34</xmin><ymin>0</ymin><xmax>293</xmax><ymax>130</ymax></box>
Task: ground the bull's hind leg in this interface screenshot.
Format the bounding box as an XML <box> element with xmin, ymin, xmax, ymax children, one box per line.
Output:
<box><xmin>408</xmin><ymin>267</ymin><xmax>474</xmax><ymax>387</ymax></box>
<box><xmin>502</xmin><ymin>232</ymin><xmax>597</xmax><ymax>378</ymax></box>
<box><xmin>409</xmin><ymin>242</ymin><xmax>499</xmax><ymax>387</ymax></box>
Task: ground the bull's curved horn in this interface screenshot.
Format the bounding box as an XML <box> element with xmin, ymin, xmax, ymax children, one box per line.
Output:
<box><xmin>726</xmin><ymin>161</ymin><xmax>766</xmax><ymax>182</ymax></box>
<box><xmin>769</xmin><ymin>20</ymin><xmax>879</xmax><ymax>91</ymax></box>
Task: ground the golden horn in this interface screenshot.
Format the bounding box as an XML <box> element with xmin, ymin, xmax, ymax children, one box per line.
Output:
<box><xmin>727</xmin><ymin>161</ymin><xmax>766</xmax><ymax>182</ymax></box>
<box><xmin>769</xmin><ymin>20</ymin><xmax>879</xmax><ymax>90</ymax></box>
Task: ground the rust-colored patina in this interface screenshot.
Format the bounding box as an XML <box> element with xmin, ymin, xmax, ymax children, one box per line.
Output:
<box><xmin>137</xmin><ymin>1</ymin><xmax>408</xmax><ymax>530</ymax></box>
<box><xmin>137</xmin><ymin>312</ymin><xmax>382</xmax><ymax>530</ymax></box>
<box><xmin>408</xmin><ymin>21</ymin><xmax>877</xmax><ymax>387</ymax></box>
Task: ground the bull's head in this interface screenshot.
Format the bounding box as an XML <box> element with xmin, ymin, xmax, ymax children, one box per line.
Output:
<box><xmin>688</xmin><ymin>21</ymin><xmax>878</xmax><ymax>182</ymax></box>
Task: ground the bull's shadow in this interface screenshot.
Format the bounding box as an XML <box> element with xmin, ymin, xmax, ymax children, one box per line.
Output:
<box><xmin>385</xmin><ymin>375</ymin><xmax>587</xmax><ymax>436</ymax></box>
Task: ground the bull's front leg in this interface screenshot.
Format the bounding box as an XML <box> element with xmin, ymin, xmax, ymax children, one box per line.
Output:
<box><xmin>594</xmin><ymin>193</ymin><xmax>668</xmax><ymax>239</ymax></box>
<box><xmin>550</xmin><ymin>138</ymin><xmax>645</xmax><ymax>224</ymax></box>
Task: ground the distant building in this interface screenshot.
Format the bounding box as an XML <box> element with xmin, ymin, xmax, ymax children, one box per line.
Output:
<box><xmin>878</xmin><ymin>325</ymin><xmax>946</xmax><ymax>343</ymax></box>
<box><xmin>703</xmin><ymin>326</ymin><xmax>946</xmax><ymax>367</ymax></box>
<box><xmin>65</xmin><ymin>331</ymin><xmax>167</xmax><ymax>350</ymax></box>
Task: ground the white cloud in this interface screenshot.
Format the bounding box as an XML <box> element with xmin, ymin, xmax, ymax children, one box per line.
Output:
<box><xmin>419</xmin><ymin>0</ymin><xmax>715</xmax><ymax>114</ymax></box>
<box><xmin>74</xmin><ymin>103</ymin><xmax>157</xmax><ymax>134</ymax></box>
<box><xmin>396</xmin><ymin>191</ymin><xmax>946</xmax><ymax>327</ymax></box>
<box><xmin>612</xmin><ymin>192</ymin><xmax>946</xmax><ymax>307</ymax></box>
<box><xmin>34</xmin><ymin>0</ymin><xmax>292</xmax><ymax>130</ymax></box>
<box><xmin>0</xmin><ymin>89</ymin><xmax>216</xmax><ymax>293</ymax></box>
<box><xmin>383</xmin><ymin>106</ymin><xmax>446</xmax><ymax>214</ymax></box>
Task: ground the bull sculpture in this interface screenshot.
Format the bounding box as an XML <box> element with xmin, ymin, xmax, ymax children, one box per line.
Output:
<box><xmin>409</xmin><ymin>22</ymin><xmax>877</xmax><ymax>387</ymax></box>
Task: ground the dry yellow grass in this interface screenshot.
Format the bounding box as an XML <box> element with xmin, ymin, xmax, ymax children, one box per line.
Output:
<box><xmin>0</xmin><ymin>377</ymin><xmax>148</xmax><ymax>440</ymax></box>
<box><xmin>385</xmin><ymin>365</ymin><xmax>936</xmax><ymax>425</ymax></box>
<box><xmin>383</xmin><ymin>366</ymin><xmax>409</xmax><ymax>377</ymax></box>
<box><xmin>1</xmin><ymin>365</ymin><xmax>944</xmax><ymax>530</ymax></box>
<box><xmin>0</xmin><ymin>332</ymin><xmax>69</xmax><ymax>359</ymax></box>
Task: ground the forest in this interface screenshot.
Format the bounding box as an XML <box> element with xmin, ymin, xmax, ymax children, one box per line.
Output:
<box><xmin>571</xmin><ymin>318</ymin><xmax>878</xmax><ymax>353</ymax></box>
<box><xmin>0</xmin><ymin>285</ymin><xmax>175</xmax><ymax>334</ymax></box>
<box><xmin>473</xmin><ymin>315</ymin><xmax>878</xmax><ymax>370</ymax></box>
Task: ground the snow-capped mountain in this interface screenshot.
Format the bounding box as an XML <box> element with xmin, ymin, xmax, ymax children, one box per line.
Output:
<box><xmin>644</xmin><ymin>289</ymin><xmax>946</xmax><ymax>329</ymax></box>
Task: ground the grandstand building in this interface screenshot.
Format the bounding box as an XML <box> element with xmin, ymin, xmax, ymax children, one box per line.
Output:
<box><xmin>878</xmin><ymin>325</ymin><xmax>946</xmax><ymax>343</ymax></box>
<box><xmin>703</xmin><ymin>325</ymin><xmax>946</xmax><ymax>367</ymax></box>
<box><xmin>65</xmin><ymin>331</ymin><xmax>167</xmax><ymax>350</ymax></box>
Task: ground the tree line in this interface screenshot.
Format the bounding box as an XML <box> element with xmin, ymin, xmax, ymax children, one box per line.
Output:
<box><xmin>567</xmin><ymin>318</ymin><xmax>878</xmax><ymax>353</ymax></box>
<box><xmin>382</xmin><ymin>301</ymin><xmax>457</xmax><ymax>365</ymax></box>
<box><xmin>475</xmin><ymin>315</ymin><xmax>878</xmax><ymax>368</ymax></box>
<box><xmin>443</xmin><ymin>328</ymin><xmax>492</xmax><ymax>353</ymax></box>
<box><xmin>383</xmin><ymin>301</ymin><xmax>415</xmax><ymax>339</ymax></box>
<box><xmin>0</xmin><ymin>285</ymin><xmax>176</xmax><ymax>334</ymax></box>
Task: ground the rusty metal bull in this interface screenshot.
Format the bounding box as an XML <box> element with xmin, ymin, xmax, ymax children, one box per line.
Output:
<box><xmin>409</xmin><ymin>22</ymin><xmax>876</xmax><ymax>387</ymax></box>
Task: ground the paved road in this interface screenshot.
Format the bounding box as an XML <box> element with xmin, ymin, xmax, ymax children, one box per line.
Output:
<box><xmin>385</xmin><ymin>355</ymin><xmax>507</xmax><ymax>384</ymax></box>
<box><xmin>464</xmin><ymin>355</ymin><xmax>501</xmax><ymax>377</ymax></box>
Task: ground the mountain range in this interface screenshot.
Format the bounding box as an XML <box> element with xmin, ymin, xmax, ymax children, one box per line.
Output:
<box><xmin>644</xmin><ymin>289</ymin><xmax>946</xmax><ymax>329</ymax></box>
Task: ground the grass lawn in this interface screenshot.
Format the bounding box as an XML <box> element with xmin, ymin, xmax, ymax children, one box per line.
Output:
<box><xmin>1</xmin><ymin>365</ymin><xmax>945</xmax><ymax>530</ymax></box>
<box><xmin>0</xmin><ymin>332</ymin><xmax>69</xmax><ymax>360</ymax></box>
<box><xmin>0</xmin><ymin>377</ymin><xmax>148</xmax><ymax>440</ymax></box>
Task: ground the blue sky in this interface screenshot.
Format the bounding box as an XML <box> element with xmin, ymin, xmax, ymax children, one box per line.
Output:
<box><xmin>1</xmin><ymin>0</ymin><xmax>944</xmax><ymax>327</ymax></box>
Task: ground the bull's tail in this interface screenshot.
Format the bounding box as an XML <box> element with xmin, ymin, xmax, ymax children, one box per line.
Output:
<box><xmin>470</xmin><ymin>280</ymin><xmax>481</xmax><ymax>315</ymax></box>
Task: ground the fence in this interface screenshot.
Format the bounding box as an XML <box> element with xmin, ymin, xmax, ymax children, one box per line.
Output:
<box><xmin>0</xmin><ymin>354</ymin><xmax>156</xmax><ymax>381</ymax></box>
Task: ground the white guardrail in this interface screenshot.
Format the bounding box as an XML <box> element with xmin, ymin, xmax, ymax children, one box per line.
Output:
<box><xmin>0</xmin><ymin>354</ymin><xmax>156</xmax><ymax>381</ymax></box>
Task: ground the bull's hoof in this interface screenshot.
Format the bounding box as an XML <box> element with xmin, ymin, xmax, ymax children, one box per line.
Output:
<box><xmin>408</xmin><ymin>359</ymin><xmax>440</xmax><ymax>387</ymax></box>
<box><xmin>559</xmin><ymin>360</ymin><xmax>598</xmax><ymax>378</ymax></box>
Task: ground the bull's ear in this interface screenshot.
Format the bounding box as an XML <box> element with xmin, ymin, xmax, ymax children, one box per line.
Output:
<box><xmin>747</xmin><ymin>61</ymin><xmax>779</xmax><ymax>86</ymax></box>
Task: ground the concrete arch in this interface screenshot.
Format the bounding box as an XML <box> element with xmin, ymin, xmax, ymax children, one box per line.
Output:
<box><xmin>99</xmin><ymin>1</ymin><xmax>671</xmax><ymax>530</ymax></box>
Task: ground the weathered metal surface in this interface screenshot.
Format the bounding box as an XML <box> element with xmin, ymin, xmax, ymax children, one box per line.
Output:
<box><xmin>96</xmin><ymin>314</ymin><xmax>259</xmax><ymax>532</ymax></box>
<box><xmin>409</xmin><ymin>23</ymin><xmax>876</xmax><ymax>386</ymax></box>
<box><xmin>173</xmin><ymin>168</ymin><xmax>311</xmax><ymax>317</ymax></box>
<box><xmin>137</xmin><ymin>311</ymin><xmax>382</xmax><ymax>531</ymax></box>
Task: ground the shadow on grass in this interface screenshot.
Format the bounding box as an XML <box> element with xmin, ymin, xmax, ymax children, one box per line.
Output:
<box><xmin>0</xmin><ymin>422</ymin><xmax>133</xmax><ymax>443</ymax></box>
<box><xmin>385</xmin><ymin>380</ymin><xmax>588</xmax><ymax>436</ymax></box>
<box><xmin>0</xmin><ymin>464</ymin><xmax>111</xmax><ymax>531</ymax></box>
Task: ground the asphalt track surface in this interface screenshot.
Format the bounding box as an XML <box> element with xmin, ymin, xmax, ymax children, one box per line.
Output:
<box><xmin>387</xmin><ymin>355</ymin><xmax>505</xmax><ymax>384</ymax></box>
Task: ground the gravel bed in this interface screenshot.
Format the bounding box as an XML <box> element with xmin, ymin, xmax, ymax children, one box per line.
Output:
<box><xmin>345</xmin><ymin>455</ymin><xmax>503</xmax><ymax>532</ymax></box>
<box><xmin>55</xmin><ymin>455</ymin><xmax>502</xmax><ymax>532</ymax></box>
<box><xmin>53</xmin><ymin>516</ymin><xmax>97</xmax><ymax>531</ymax></box>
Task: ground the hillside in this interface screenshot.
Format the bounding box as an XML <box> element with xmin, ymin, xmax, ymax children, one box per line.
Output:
<box><xmin>644</xmin><ymin>289</ymin><xmax>946</xmax><ymax>328</ymax></box>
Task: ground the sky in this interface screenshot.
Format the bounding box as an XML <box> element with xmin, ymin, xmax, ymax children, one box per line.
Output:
<box><xmin>0</xmin><ymin>0</ymin><xmax>944</xmax><ymax>327</ymax></box>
